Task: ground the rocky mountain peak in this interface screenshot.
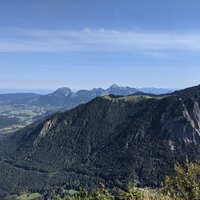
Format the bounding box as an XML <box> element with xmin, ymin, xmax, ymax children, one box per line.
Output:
<box><xmin>107</xmin><ymin>84</ymin><xmax>138</xmax><ymax>95</ymax></box>
<box><xmin>50</xmin><ymin>87</ymin><xmax>72</xmax><ymax>97</ymax></box>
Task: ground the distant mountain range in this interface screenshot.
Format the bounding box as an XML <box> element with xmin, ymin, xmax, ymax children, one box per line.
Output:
<box><xmin>0</xmin><ymin>84</ymin><xmax>175</xmax><ymax>106</ymax></box>
<box><xmin>0</xmin><ymin>85</ymin><xmax>199</xmax><ymax>197</ymax></box>
<box><xmin>32</xmin><ymin>84</ymin><xmax>139</xmax><ymax>108</ymax></box>
<box><xmin>0</xmin><ymin>85</ymin><xmax>175</xmax><ymax>134</ymax></box>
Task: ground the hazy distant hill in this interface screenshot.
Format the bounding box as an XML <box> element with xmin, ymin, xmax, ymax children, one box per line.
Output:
<box><xmin>0</xmin><ymin>93</ymin><xmax>40</xmax><ymax>103</ymax></box>
<box><xmin>137</xmin><ymin>87</ymin><xmax>175</xmax><ymax>95</ymax></box>
<box><xmin>0</xmin><ymin>85</ymin><xmax>199</xmax><ymax>197</ymax></box>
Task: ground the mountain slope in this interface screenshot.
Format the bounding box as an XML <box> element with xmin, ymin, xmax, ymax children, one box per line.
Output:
<box><xmin>0</xmin><ymin>86</ymin><xmax>200</xmax><ymax>197</ymax></box>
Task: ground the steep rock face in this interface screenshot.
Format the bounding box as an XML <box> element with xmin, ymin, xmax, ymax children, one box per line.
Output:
<box><xmin>0</xmin><ymin>86</ymin><xmax>200</xmax><ymax>197</ymax></box>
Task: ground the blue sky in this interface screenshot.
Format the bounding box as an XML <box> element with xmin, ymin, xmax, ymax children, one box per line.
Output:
<box><xmin>1</xmin><ymin>0</ymin><xmax>200</xmax><ymax>91</ymax></box>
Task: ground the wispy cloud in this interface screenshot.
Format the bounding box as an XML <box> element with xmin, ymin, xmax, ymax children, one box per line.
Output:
<box><xmin>0</xmin><ymin>28</ymin><xmax>200</xmax><ymax>55</ymax></box>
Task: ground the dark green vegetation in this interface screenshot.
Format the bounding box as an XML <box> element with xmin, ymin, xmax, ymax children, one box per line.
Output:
<box><xmin>163</xmin><ymin>162</ymin><xmax>200</xmax><ymax>200</ymax></box>
<box><xmin>0</xmin><ymin>85</ymin><xmax>138</xmax><ymax>134</ymax></box>
<box><xmin>6</xmin><ymin>162</ymin><xmax>200</xmax><ymax>200</ymax></box>
<box><xmin>42</xmin><ymin>160</ymin><xmax>200</xmax><ymax>200</ymax></box>
<box><xmin>0</xmin><ymin>85</ymin><xmax>199</xmax><ymax>198</ymax></box>
<box><xmin>41</xmin><ymin>183</ymin><xmax>145</xmax><ymax>200</ymax></box>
